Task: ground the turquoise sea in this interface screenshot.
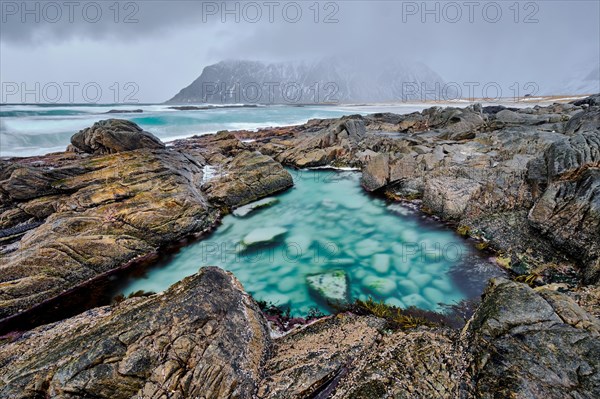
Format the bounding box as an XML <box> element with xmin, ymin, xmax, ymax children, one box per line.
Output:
<box><xmin>0</xmin><ymin>103</ymin><xmax>431</xmax><ymax>157</ymax></box>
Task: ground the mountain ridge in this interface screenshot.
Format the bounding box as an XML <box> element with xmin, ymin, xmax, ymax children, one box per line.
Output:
<box><xmin>166</xmin><ymin>58</ymin><xmax>450</xmax><ymax>104</ymax></box>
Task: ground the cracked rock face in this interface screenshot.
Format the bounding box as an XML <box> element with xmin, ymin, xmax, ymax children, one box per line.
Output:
<box><xmin>258</xmin><ymin>315</ymin><xmax>386</xmax><ymax>398</ymax></box>
<box><xmin>0</xmin><ymin>267</ymin><xmax>271</xmax><ymax>399</ymax></box>
<box><xmin>331</xmin><ymin>330</ymin><xmax>469</xmax><ymax>399</ymax></box>
<box><xmin>0</xmin><ymin>149</ymin><xmax>217</xmax><ymax>321</ymax></box>
<box><xmin>467</xmin><ymin>278</ymin><xmax>600</xmax><ymax>399</ymax></box>
<box><xmin>529</xmin><ymin>169</ymin><xmax>600</xmax><ymax>282</ymax></box>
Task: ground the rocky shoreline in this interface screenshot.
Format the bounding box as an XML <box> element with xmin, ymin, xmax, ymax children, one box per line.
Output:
<box><xmin>0</xmin><ymin>95</ymin><xmax>599</xmax><ymax>398</ymax></box>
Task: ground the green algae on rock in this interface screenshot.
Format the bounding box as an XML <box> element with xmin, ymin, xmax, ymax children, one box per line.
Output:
<box><xmin>306</xmin><ymin>270</ymin><xmax>349</xmax><ymax>305</ymax></box>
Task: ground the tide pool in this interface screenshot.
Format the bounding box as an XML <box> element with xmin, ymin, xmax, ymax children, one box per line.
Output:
<box><xmin>117</xmin><ymin>169</ymin><xmax>502</xmax><ymax>316</ymax></box>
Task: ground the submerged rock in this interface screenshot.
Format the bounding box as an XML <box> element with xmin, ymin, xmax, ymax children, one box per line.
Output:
<box><xmin>354</xmin><ymin>238</ymin><xmax>383</xmax><ymax>257</ymax></box>
<box><xmin>401</xmin><ymin>293</ymin><xmax>431</xmax><ymax>309</ymax></box>
<box><xmin>363</xmin><ymin>275</ymin><xmax>397</xmax><ymax>296</ymax></box>
<box><xmin>371</xmin><ymin>253</ymin><xmax>391</xmax><ymax>274</ymax></box>
<box><xmin>285</xmin><ymin>234</ymin><xmax>313</xmax><ymax>255</ymax></box>
<box><xmin>242</xmin><ymin>227</ymin><xmax>288</xmax><ymax>247</ymax></box>
<box><xmin>233</xmin><ymin>197</ymin><xmax>279</xmax><ymax>217</ymax></box>
<box><xmin>306</xmin><ymin>270</ymin><xmax>349</xmax><ymax>304</ymax></box>
<box><xmin>397</xmin><ymin>279</ymin><xmax>419</xmax><ymax>295</ymax></box>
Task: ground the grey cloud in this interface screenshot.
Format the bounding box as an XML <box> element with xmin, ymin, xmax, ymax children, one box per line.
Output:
<box><xmin>0</xmin><ymin>0</ymin><xmax>598</xmax><ymax>102</ymax></box>
<box><xmin>0</xmin><ymin>0</ymin><xmax>225</xmax><ymax>43</ymax></box>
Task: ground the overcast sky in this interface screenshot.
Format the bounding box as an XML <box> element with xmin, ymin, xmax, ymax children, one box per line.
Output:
<box><xmin>1</xmin><ymin>0</ymin><xmax>599</xmax><ymax>103</ymax></box>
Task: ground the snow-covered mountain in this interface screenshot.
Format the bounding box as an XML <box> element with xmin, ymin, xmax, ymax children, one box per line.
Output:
<box><xmin>166</xmin><ymin>57</ymin><xmax>450</xmax><ymax>104</ymax></box>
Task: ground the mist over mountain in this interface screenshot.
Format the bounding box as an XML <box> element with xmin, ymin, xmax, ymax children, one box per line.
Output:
<box><xmin>166</xmin><ymin>57</ymin><xmax>451</xmax><ymax>104</ymax></box>
<box><xmin>541</xmin><ymin>63</ymin><xmax>600</xmax><ymax>96</ymax></box>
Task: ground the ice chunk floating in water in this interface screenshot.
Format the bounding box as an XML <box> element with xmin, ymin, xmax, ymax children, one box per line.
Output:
<box><xmin>116</xmin><ymin>169</ymin><xmax>503</xmax><ymax>315</ymax></box>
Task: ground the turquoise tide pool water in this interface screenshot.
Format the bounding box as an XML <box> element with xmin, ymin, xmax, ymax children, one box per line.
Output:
<box><xmin>117</xmin><ymin>169</ymin><xmax>502</xmax><ymax>316</ymax></box>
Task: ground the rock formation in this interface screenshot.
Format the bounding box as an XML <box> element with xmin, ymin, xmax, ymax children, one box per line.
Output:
<box><xmin>71</xmin><ymin>119</ymin><xmax>165</xmax><ymax>154</ymax></box>
<box><xmin>0</xmin><ymin>267</ymin><xmax>270</xmax><ymax>398</ymax></box>
<box><xmin>240</xmin><ymin>97</ymin><xmax>600</xmax><ymax>289</ymax></box>
<box><xmin>0</xmin><ymin>121</ymin><xmax>292</xmax><ymax>322</ymax></box>
<box><xmin>1</xmin><ymin>96</ymin><xmax>599</xmax><ymax>398</ymax></box>
<box><xmin>1</xmin><ymin>271</ymin><xmax>597</xmax><ymax>398</ymax></box>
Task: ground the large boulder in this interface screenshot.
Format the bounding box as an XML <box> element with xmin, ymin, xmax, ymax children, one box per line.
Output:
<box><xmin>529</xmin><ymin>169</ymin><xmax>600</xmax><ymax>282</ymax></box>
<box><xmin>361</xmin><ymin>153</ymin><xmax>389</xmax><ymax>191</ymax></box>
<box><xmin>273</xmin><ymin>117</ymin><xmax>365</xmax><ymax>168</ymax></box>
<box><xmin>258</xmin><ymin>315</ymin><xmax>386</xmax><ymax>399</ymax></box>
<box><xmin>438</xmin><ymin>107</ymin><xmax>486</xmax><ymax>140</ymax></box>
<box><xmin>71</xmin><ymin>119</ymin><xmax>165</xmax><ymax>154</ymax></box>
<box><xmin>0</xmin><ymin>149</ymin><xmax>217</xmax><ymax>321</ymax></box>
<box><xmin>467</xmin><ymin>278</ymin><xmax>600</xmax><ymax>399</ymax></box>
<box><xmin>544</xmin><ymin>130</ymin><xmax>600</xmax><ymax>181</ymax></box>
<box><xmin>0</xmin><ymin>267</ymin><xmax>271</xmax><ymax>399</ymax></box>
<box><xmin>564</xmin><ymin>108</ymin><xmax>600</xmax><ymax>135</ymax></box>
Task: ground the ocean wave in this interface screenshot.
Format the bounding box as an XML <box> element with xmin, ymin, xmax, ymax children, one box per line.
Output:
<box><xmin>0</xmin><ymin>104</ymin><xmax>357</xmax><ymax>157</ymax></box>
<box><xmin>0</xmin><ymin>109</ymin><xmax>91</xmax><ymax>117</ymax></box>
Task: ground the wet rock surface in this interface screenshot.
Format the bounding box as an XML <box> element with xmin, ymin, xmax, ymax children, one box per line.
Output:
<box><xmin>242</xmin><ymin>96</ymin><xmax>600</xmax><ymax>288</ymax></box>
<box><xmin>4</xmin><ymin>269</ymin><xmax>592</xmax><ymax>398</ymax></box>
<box><xmin>0</xmin><ymin>267</ymin><xmax>270</xmax><ymax>399</ymax></box>
<box><xmin>467</xmin><ymin>279</ymin><xmax>600</xmax><ymax>399</ymax></box>
<box><xmin>0</xmin><ymin>148</ymin><xmax>216</xmax><ymax>321</ymax></box>
<box><xmin>0</xmin><ymin>123</ymin><xmax>292</xmax><ymax>322</ymax></box>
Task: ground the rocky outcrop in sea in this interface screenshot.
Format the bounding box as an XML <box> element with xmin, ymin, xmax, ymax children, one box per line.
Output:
<box><xmin>1</xmin><ymin>95</ymin><xmax>599</xmax><ymax>398</ymax></box>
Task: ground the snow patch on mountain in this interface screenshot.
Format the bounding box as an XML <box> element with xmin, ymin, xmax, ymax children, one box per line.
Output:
<box><xmin>166</xmin><ymin>57</ymin><xmax>452</xmax><ymax>104</ymax></box>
